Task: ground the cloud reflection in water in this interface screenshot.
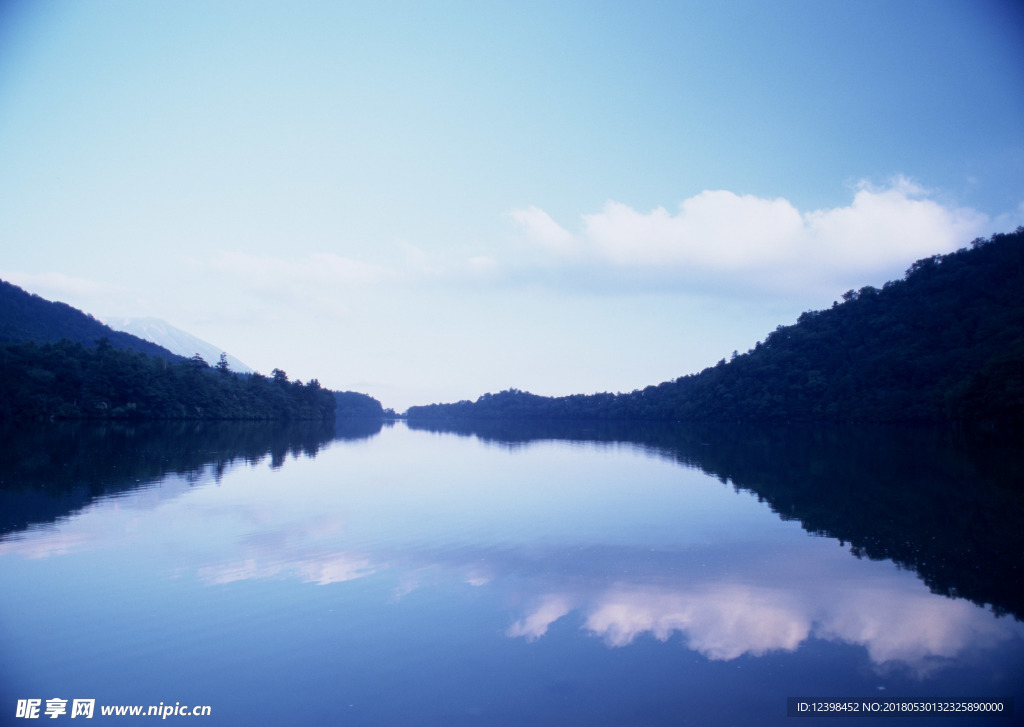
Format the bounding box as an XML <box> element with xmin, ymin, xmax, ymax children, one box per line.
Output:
<box><xmin>507</xmin><ymin>572</ymin><xmax>1021</xmax><ymax>676</ymax></box>
<box><xmin>3</xmin><ymin>434</ymin><xmax>1021</xmax><ymax>681</ymax></box>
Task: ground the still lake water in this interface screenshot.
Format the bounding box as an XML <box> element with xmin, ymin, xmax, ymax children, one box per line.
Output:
<box><xmin>1</xmin><ymin>419</ymin><xmax>1021</xmax><ymax>725</ymax></box>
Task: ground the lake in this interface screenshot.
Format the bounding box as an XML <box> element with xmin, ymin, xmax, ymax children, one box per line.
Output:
<box><xmin>1</xmin><ymin>419</ymin><xmax>1021</xmax><ymax>725</ymax></box>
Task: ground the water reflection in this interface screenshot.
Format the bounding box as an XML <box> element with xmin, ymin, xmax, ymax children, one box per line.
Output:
<box><xmin>411</xmin><ymin>419</ymin><xmax>1024</xmax><ymax>620</ymax></box>
<box><xmin>0</xmin><ymin>418</ymin><xmax>377</xmax><ymax>538</ymax></box>
<box><xmin>196</xmin><ymin>513</ymin><xmax>376</xmax><ymax>587</ymax></box>
<box><xmin>2</xmin><ymin>419</ymin><xmax>1021</xmax><ymax>687</ymax></box>
<box><xmin>500</xmin><ymin>543</ymin><xmax>1020</xmax><ymax>675</ymax></box>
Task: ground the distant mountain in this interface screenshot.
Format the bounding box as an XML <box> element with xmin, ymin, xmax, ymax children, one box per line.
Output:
<box><xmin>0</xmin><ymin>279</ymin><xmax>178</xmax><ymax>360</ymax></box>
<box><xmin>105</xmin><ymin>317</ymin><xmax>253</xmax><ymax>373</ymax></box>
<box><xmin>408</xmin><ymin>228</ymin><xmax>1024</xmax><ymax>424</ymax></box>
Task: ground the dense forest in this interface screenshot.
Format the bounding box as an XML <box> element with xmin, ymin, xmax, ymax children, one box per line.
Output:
<box><xmin>0</xmin><ymin>340</ymin><xmax>337</xmax><ymax>420</ymax></box>
<box><xmin>408</xmin><ymin>228</ymin><xmax>1024</xmax><ymax>424</ymax></box>
<box><xmin>335</xmin><ymin>390</ymin><xmax>386</xmax><ymax>419</ymax></box>
<box><xmin>0</xmin><ymin>278</ymin><xmax>395</xmax><ymax>421</ymax></box>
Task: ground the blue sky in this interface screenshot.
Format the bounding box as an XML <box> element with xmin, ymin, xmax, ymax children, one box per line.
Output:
<box><xmin>1</xmin><ymin>0</ymin><xmax>1022</xmax><ymax>410</ymax></box>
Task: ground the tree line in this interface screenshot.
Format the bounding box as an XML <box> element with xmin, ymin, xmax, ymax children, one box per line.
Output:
<box><xmin>0</xmin><ymin>277</ymin><xmax>394</xmax><ymax>421</ymax></box>
<box><xmin>408</xmin><ymin>228</ymin><xmax>1024</xmax><ymax>424</ymax></box>
<box><xmin>0</xmin><ymin>339</ymin><xmax>337</xmax><ymax>421</ymax></box>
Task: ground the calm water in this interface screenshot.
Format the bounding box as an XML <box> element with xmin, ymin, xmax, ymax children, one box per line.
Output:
<box><xmin>1</xmin><ymin>420</ymin><xmax>1021</xmax><ymax>726</ymax></box>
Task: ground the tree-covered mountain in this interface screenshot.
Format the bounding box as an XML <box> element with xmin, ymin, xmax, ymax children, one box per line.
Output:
<box><xmin>334</xmin><ymin>390</ymin><xmax>385</xmax><ymax>419</ymax></box>
<box><xmin>0</xmin><ymin>340</ymin><xmax>337</xmax><ymax>420</ymax></box>
<box><xmin>0</xmin><ymin>280</ymin><xmax>384</xmax><ymax>421</ymax></box>
<box><xmin>0</xmin><ymin>279</ymin><xmax>179</xmax><ymax>360</ymax></box>
<box><xmin>408</xmin><ymin>228</ymin><xmax>1024</xmax><ymax>424</ymax></box>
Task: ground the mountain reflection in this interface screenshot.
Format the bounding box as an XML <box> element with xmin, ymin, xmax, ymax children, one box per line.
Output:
<box><xmin>409</xmin><ymin>419</ymin><xmax>1024</xmax><ymax>621</ymax></box>
<box><xmin>3</xmin><ymin>419</ymin><xmax>1022</xmax><ymax>680</ymax></box>
<box><xmin>0</xmin><ymin>418</ymin><xmax>380</xmax><ymax>539</ymax></box>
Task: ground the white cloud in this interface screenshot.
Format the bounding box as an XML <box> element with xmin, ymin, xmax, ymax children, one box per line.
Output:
<box><xmin>510</xmin><ymin>179</ymin><xmax>1001</xmax><ymax>295</ymax></box>
<box><xmin>801</xmin><ymin>178</ymin><xmax>986</xmax><ymax>272</ymax></box>
<box><xmin>583</xmin><ymin>193</ymin><xmax>804</xmax><ymax>269</ymax></box>
<box><xmin>509</xmin><ymin>205</ymin><xmax>579</xmax><ymax>255</ymax></box>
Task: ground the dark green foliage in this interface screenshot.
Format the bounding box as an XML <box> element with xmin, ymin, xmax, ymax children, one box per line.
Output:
<box><xmin>408</xmin><ymin>228</ymin><xmax>1024</xmax><ymax>424</ymax></box>
<box><xmin>0</xmin><ymin>279</ymin><xmax>393</xmax><ymax>421</ymax></box>
<box><xmin>0</xmin><ymin>279</ymin><xmax>178</xmax><ymax>360</ymax></box>
<box><xmin>0</xmin><ymin>339</ymin><xmax>336</xmax><ymax>421</ymax></box>
<box><xmin>334</xmin><ymin>390</ymin><xmax>385</xmax><ymax>419</ymax></box>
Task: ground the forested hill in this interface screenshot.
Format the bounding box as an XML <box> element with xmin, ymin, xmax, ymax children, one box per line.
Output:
<box><xmin>0</xmin><ymin>339</ymin><xmax>339</xmax><ymax>421</ymax></box>
<box><xmin>408</xmin><ymin>228</ymin><xmax>1024</xmax><ymax>424</ymax></box>
<box><xmin>0</xmin><ymin>280</ymin><xmax>354</xmax><ymax>421</ymax></box>
<box><xmin>0</xmin><ymin>279</ymin><xmax>178</xmax><ymax>360</ymax></box>
<box><xmin>335</xmin><ymin>390</ymin><xmax>386</xmax><ymax>418</ymax></box>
